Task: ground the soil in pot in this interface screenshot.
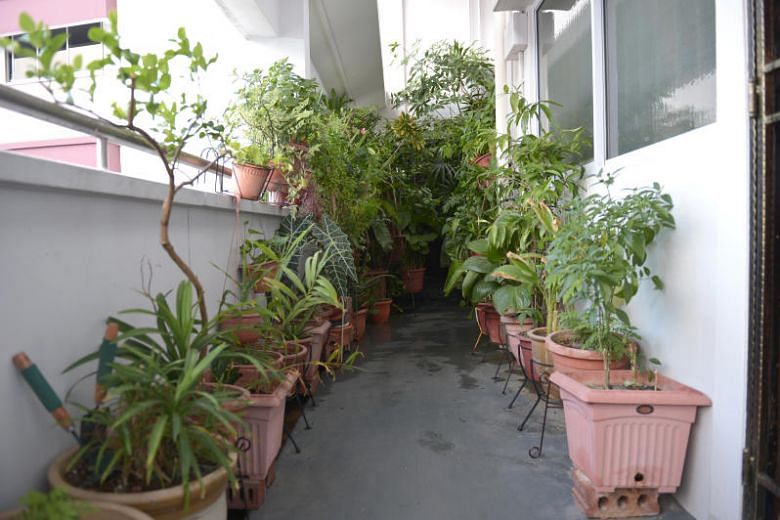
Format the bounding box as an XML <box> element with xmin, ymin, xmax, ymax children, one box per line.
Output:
<box><xmin>546</xmin><ymin>330</ymin><xmax>630</xmax><ymax>372</ymax></box>
<box><xmin>402</xmin><ymin>267</ymin><xmax>426</xmax><ymax>294</ymax></box>
<box><xmin>50</xmin><ymin>449</ymin><xmax>229</xmax><ymax>520</ymax></box>
<box><xmin>233</xmin><ymin>163</ymin><xmax>272</xmax><ymax>201</ymax></box>
<box><xmin>219</xmin><ymin>313</ymin><xmax>263</xmax><ymax>346</ymax></box>
<box><xmin>369</xmin><ymin>299</ymin><xmax>392</xmax><ymax>324</ymax></box>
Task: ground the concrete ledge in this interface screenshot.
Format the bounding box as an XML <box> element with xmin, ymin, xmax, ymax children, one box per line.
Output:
<box><xmin>0</xmin><ymin>150</ymin><xmax>288</xmax><ymax>217</ymax></box>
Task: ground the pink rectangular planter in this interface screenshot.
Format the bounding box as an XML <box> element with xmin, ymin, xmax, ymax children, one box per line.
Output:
<box><xmin>303</xmin><ymin>321</ymin><xmax>331</xmax><ymax>381</ymax></box>
<box><xmin>550</xmin><ymin>370</ymin><xmax>710</xmax><ymax>494</ymax></box>
<box><xmin>238</xmin><ymin>371</ymin><xmax>296</xmax><ymax>480</ymax></box>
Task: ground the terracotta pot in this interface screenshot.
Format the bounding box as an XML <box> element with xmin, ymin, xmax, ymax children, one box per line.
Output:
<box><xmin>369</xmin><ymin>298</ymin><xmax>392</xmax><ymax>324</ymax></box>
<box><xmin>231</xmin><ymin>351</ymin><xmax>285</xmax><ymax>394</ymax></box>
<box><xmin>233</xmin><ymin>162</ymin><xmax>272</xmax><ymax>201</ymax></box>
<box><xmin>48</xmin><ymin>449</ymin><xmax>230</xmax><ymax>520</ymax></box>
<box><xmin>546</xmin><ymin>330</ymin><xmax>630</xmax><ymax>372</ymax></box>
<box><xmin>550</xmin><ymin>370</ymin><xmax>711</xmax><ymax>502</ymax></box>
<box><xmin>476</xmin><ymin>303</ymin><xmax>501</xmax><ymax>344</ymax></box>
<box><xmin>501</xmin><ymin>316</ymin><xmax>534</xmax><ymax>364</ymax></box>
<box><xmin>266</xmin><ymin>168</ymin><xmax>289</xmax><ymax>206</ymax></box>
<box><xmin>238</xmin><ymin>372</ymin><xmax>296</xmax><ymax>481</ymax></box>
<box><xmin>248</xmin><ymin>261</ymin><xmax>278</xmax><ymax>293</ymax></box>
<box><xmin>402</xmin><ymin>267</ymin><xmax>426</xmax><ymax>294</ymax></box>
<box><xmin>366</xmin><ymin>269</ymin><xmax>389</xmax><ymax>300</ymax></box>
<box><xmin>219</xmin><ymin>313</ymin><xmax>263</xmax><ymax>346</ymax></box>
<box><xmin>353</xmin><ymin>308</ymin><xmax>369</xmax><ymax>341</ymax></box>
<box><xmin>324</xmin><ymin>296</ymin><xmax>353</xmax><ymax>323</ymax></box>
<box><xmin>325</xmin><ymin>322</ymin><xmax>354</xmax><ymax>361</ymax></box>
<box><xmin>473</xmin><ymin>152</ymin><xmax>492</xmax><ymax>168</ymax></box>
<box><xmin>528</xmin><ymin>327</ymin><xmax>559</xmax><ymax>398</ymax></box>
<box><xmin>0</xmin><ymin>501</ymin><xmax>153</xmax><ymax>520</ymax></box>
<box><xmin>389</xmin><ymin>234</ymin><xmax>406</xmax><ymax>264</ymax></box>
<box><xmin>270</xmin><ymin>340</ymin><xmax>309</xmax><ymax>370</ymax></box>
<box><xmin>328</xmin><ymin>323</ymin><xmax>354</xmax><ymax>348</ymax></box>
<box><xmin>302</xmin><ymin>321</ymin><xmax>331</xmax><ymax>381</ymax></box>
<box><xmin>475</xmin><ymin>304</ymin><xmax>488</xmax><ymax>334</ymax></box>
<box><xmin>200</xmin><ymin>382</ymin><xmax>250</xmax><ymax>413</ymax></box>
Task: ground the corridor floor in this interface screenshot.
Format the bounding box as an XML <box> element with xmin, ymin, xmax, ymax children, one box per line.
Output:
<box><xmin>250</xmin><ymin>302</ymin><xmax>694</xmax><ymax>520</ymax></box>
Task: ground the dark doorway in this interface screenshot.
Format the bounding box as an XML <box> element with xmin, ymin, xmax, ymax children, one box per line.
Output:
<box><xmin>744</xmin><ymin>1</ymin><xmax>780</xmax><ymax>518</ymax></box>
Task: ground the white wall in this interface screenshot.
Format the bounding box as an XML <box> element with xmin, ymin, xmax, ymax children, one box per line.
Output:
<box><xmin>511</xmin><ymin>0</ymin><xmax>750</xmax><ymax>518</ymax></box>
<box><xmin>0</xmin><ymin>151</ymin><xmax>285</xmax><ymax>509</ymax></box>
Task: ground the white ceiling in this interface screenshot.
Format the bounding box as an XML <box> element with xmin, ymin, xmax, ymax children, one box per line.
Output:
<box><xmin>309</xmin><ymin>0</ymin><xmax>386</xmax><ymax>106</ymax></box>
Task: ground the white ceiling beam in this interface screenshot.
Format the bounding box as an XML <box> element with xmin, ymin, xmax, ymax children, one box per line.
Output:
<box><xmin>214</xmin><ymin>0</ymin><xmax>279</xmax><ymax>38</ymax></box>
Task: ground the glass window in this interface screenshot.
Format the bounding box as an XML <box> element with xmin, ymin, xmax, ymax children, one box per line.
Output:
<box><xmin>537</xmin><ymin>0</ymin><xmax>594</xmax><ymax>162</ymax></box>
<box><xmin>605</xmin><ymin>0</ymin><xmax>716</xmax><ymax>157</ymax></box>
<box><xmin>3</xmin><ymin>22</ymin><xmax>102</xmax><ymax>83</ymax></box>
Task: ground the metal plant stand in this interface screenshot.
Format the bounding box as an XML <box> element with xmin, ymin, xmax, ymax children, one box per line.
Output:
<box><xmin>517</xmin><ymin>358</ymin><xmax>562</xmax><ymax>459</ymax></box>
<box><xmin>505</xmin><ymin>352</ymin><xmax>530</xmax><ymax>403</ymax></box>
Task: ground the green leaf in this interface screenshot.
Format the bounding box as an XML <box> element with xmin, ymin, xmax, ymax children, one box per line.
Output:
<box><xmin>470</xmin><ymin>279</ymin><xmax>499</xmax><ymax>304</ymax></box>
<box><xmin>651</xmin><ymin>275</ymin><xmax>664</xmax><ymax>290</ymax></box>
<box><xmin>19</xmin><ymin>13</ymin><xmax>35</xmax><ymax>33</ymax></box>
<box><xmin>462</xmin><ymin>255</ymin><xmax>497</xmax><ymax>274</ymax></box>
<box><xmin>443</xmin><ymin>260</ymin><xmax>465</xmax><ymax>296</ymax></box>
<box><xmin>146</xmin><ymin>416</ymin><xmax>169</xmax><ymax>482</ymax></box>
<box><xmin>467</xmin><ymin>238</ymin><xmax>489</xmax><ymax>255</ymax></box>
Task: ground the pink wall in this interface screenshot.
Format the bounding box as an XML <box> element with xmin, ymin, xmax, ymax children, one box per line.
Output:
<box><xmin>0</xmin><ymin>0</ymin><xmax>116</xmax><ymax>33</ymax></box>
<box><xmin>0</xmin><ymin>137</ymin><xmax>121</xmax><ymax>172</ymax></box>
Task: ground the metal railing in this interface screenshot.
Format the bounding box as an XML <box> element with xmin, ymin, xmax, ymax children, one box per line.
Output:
<box><xmin>0</xmin><ymin>83</ymin><xmax>229</xmax><ymax>175</ymax></box>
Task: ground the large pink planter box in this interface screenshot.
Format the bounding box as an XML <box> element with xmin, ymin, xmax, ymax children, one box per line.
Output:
<box><xmin>238</xmin><ymin>371</ymin><xmax>296</xmax><ymax>479</ymax></box>
<box><xmin>550</xmin><ymin>370</ymin><xmax>710</xmax><ymax>494</ymax></box>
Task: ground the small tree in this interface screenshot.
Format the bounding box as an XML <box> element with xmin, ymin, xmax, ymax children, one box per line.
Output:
<box><xmin>2</xmin><ymin>13</ymin><xmax>227</xmax><ymax>325</ymax></box>
<box><xmin>546</xmin><ymin>172</ymin><xmax>675</xmax><ymax>388</ymax></box>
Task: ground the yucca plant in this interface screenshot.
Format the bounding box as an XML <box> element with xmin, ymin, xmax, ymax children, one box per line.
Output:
<box><xmin>63</xmin><ymin>282</ymin><xmax>269</xmax><ymax>504</ymax></box>
<box><xmin>69</xmin><ymin>342</ymin><xmax>239</xmax><ymax>504</ymax></box>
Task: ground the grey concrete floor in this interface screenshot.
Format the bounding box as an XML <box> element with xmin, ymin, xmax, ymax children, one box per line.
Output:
<box><xmin>249</xmin><ymin>301</ymin><xmax>694</xmax><ymax>520</ymax></box>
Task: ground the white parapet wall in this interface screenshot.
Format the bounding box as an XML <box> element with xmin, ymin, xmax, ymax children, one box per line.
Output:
<box><xmin>0</xmin><ymin>151</ymin><xmax>285</xmax><ymax>509</ymax></box>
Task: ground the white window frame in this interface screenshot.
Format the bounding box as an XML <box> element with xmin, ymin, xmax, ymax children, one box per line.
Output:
<box><xmin>1</xmin><ymin>18</ymin><xmax>106</xmax><ymax>85</ymax></box>
<box><xmin>524</xmin><ymin>0</ymin><xmax>716</xmax><ymax>169</ymax></box>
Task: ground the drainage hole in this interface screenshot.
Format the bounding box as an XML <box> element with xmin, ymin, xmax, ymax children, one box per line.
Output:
<box><xmin>617</xmin><ymin>496</ymin><xmax>628</xmax><ymax>509</ymax></box>
<box><xmin>634</xmin><ymin>472</ymin><xmax>644</xmax><ymax>482</ymax></box>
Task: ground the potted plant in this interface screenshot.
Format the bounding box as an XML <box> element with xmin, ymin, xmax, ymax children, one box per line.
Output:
<box><xmin>544</xmin><ymin>176</ymin><xmax>708</xmax><ymax>516</ymax></box>
<box><xmin>227</xmin><ymin>59</ymin><xmax>323</xmax><ymax>207</ymax></box>
<box><xmin>1</xmin><ymin>488</ymin><xmax>153</xmax><ymax>520</ymax></box>
<box><xmin>218</xmin><ymin>254</ymin><xmax>269</xmax><ymax>346</ymax></box>
<box><xmin>229</xmin><ymin>143</ymin><xmax>274</xmax><ymax>201</ymax></box>
<box><xmin>545</xmin><ymin>174</ymin><xmax>675</xmax><ymax>383</ymax></box>
<box><xmin>265</xmin><ymin>251</ymin><xmax>343</xmax><ymax>367</ymax></box>
<box><xmin>57</xmin><ymin>283</ymin><xmax>249</xmax><ymax>519</ymax></box>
